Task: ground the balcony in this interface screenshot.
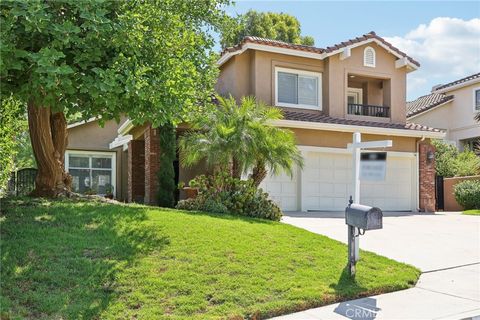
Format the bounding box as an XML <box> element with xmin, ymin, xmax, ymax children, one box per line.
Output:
<box><xmin>347</xmin><ymin>103</ymin><xmax>390</xmax><ymax>118</ymax></box>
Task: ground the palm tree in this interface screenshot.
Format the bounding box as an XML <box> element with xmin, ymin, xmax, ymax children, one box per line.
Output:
<box><xmin>475</xmin><ymin>112</ymin><xmax>480</xmax><ymax>123</ymax></box>
<box><xmin>179</xmin><ymin>95</ymin><xmax>303</xmax><ymax>186</ymax></box>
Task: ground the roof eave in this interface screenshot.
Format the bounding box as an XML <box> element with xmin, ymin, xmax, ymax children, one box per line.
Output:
<box><xmin>433</xmin><ymin>78</ymin><xmax>480</xmax><ymax>93</ymax></box>
<box><xmin>407</xmin><ymin>98</ymin><xmax>454</xmax><ymax>120</ymax></box>
<box><xmin>271</xmin><ymin>119</ymin><xmax>445</xmax><ymax>139</ymax></box>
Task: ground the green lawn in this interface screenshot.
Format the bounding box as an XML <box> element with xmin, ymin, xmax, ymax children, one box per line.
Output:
<box><xmin>463</xmin><ymin>209</ymin><xmax>480</xmax><ymax>215</ymax></box>
<box><xmin>0</xmin><ymin>198</ymin><xmax>420</xmax><ymax>319</ymax></box>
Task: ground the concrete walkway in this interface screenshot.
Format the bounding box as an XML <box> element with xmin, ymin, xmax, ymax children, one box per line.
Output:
<box><xmin>272</xmin><ymin>211</ymin><xmax>480</xmax><ymax>320</ymax></box>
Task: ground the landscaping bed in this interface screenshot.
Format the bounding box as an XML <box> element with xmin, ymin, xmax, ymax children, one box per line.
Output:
<box><xmin>0</xmin><ymin>198</ymin><xmax>420</xmax><ymax>319</ymax></box>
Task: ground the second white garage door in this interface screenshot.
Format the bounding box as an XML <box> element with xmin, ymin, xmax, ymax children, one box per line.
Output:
<box><xmin>260</xmin><ymin>149</ymin><xmax>416</xmax><ymax>212</ymax></box>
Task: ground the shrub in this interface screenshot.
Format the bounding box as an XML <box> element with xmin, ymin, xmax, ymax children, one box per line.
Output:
<box><xmin>156</xmin><ymin>124</ymin><xmax>176</xmax><ymax>207</ymax></box>
<box><xmin>175</xmin><ymin>172</ymin><xmax>282</xmax><ymax>221</ymax></box>
<box><xmin>454</xmin><ymin>180</ymin><xmax>480</xmax><ymax>210</ymax></box>
<box><xmin>432</xmin><ymin>140</ymin><xmax>480</xmax><ymax>177</ymax></box>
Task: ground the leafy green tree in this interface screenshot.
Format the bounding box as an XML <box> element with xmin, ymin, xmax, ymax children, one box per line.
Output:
<box><xmin>179</xmin><ymin>95</ymin><xmax>303</xmax><ymax>186</ymax></box>
<box><xmin>1</xmin><ymin>0</ymin><xmax>228</xmax><ymax>197</ymax></box>
<box><xmin>0</xmin><ymin>97</ymin><xmax>23</xmax><ymax>195</ymax></box>
<box><xmin>157</xmin><ymin>124</ymin><xmax>176</xmax><ymax>207</ymax></box>
<box><xmin>220</xmin><ymin>10</ymin><xmax>314</xmax><ymax>48</ymax></box>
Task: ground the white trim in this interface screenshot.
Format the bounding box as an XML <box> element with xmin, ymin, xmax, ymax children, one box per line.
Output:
<box><xmin>65</xmin><ymin>150</ymin><xmax>117</xmax><ymax>198</ymax></box>
<box><xmin>67</xmin><ymin>117</ymin><xmax>98</xmax><ymax>129</ymax></box>
<box><xmin>118</xmin><ymin>119</ymin><xmax>134</xmax><ymax>135</ymax></box>
<box><xmin>433</xmin><ymin>78</ymin><xmax>480</xmax><ymax>93</ymax></box>
<box><xmin>274</xmin><ymin>66</ymin><xmax>322</xmax><ymax>111</ymax></box>
<box><xmin>218</xmin><ymin>38</ymin><xmax>419</xmax><ymax>71</ymax></box>
<box><xmin>340</xmin><ymin>47</ymin><xmax>351</xmax><ymax>60</ymax></box>
<box><xmin>363</xmin><ymin>46</ymin><xmax>376</xmax><ymax>68</ymax></box>
<box><xmin>347</xmin><ymin>87</ymin><xmax>363</xmax><ymax>104</ymax></box>
<box><xmin>109</xmin><ymin>134</ymin><xmax>133</xmax><ymax>150</ymax></box>
<box><xmin>473</xmin><ymin>87</ymin><xmax>480</xmax><ymax>112</ymax></box>
<box><xmin>407</xmin><ymin>99</ymin><xmax>453</xmax><ymax>120</ymax></box>
<box><xmin>297</xmin><ymin>145</ymin><xmax>416</xmax><ymax>158</ymax></box>
<box><xmin>271</xmin><ymin>119</ymin><xmax>446</xmax><ymax>139</ymax></box>
<box><xmin>395</xmin><ymin>57</ymin><xmax>409</xmax><ymax>69</ymax></box>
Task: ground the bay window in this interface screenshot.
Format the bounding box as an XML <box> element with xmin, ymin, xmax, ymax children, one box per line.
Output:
<box><xmin>275</xmin><ymin>67</ymin><xmax>322</xmax><ymax>110</ymax></box>
<box><xmin>65</xmin><ymin>151</ymin><xmax>116</xmax><ymax>197</ymax></box>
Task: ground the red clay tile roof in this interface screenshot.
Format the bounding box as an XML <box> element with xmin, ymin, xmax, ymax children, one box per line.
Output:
<box><xmin>220</xmin><ymin>32</ymin><xmax>420</xmax><ymax>67</ymax></box>
<box><xmin>406</xmin><ymin>93</ymin><xmax>454</xmax><ymax>118</ymax></box>
<box><xmin>433</xmin><ymin>72</ymin><xmax>480</xmax><ymax>91</ymax></box>
<box><xmin>280</xmin><ymin>108</ymin><xmax>442</xmax><ymax>133</ymax></box>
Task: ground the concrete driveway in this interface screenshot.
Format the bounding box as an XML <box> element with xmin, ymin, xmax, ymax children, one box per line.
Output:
<box><xmin>274</xmin><ymin>211</ymin><xmax>480</xmax><ymax>320</ymax></box>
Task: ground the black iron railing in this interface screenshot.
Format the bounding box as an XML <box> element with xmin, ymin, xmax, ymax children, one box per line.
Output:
<box><xmin>347</xmin><ymin>104</ymin><xmax>390</xmax><ymax>118</ymax></box>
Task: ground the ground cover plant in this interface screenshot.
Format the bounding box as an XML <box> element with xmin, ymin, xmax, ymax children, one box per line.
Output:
<box><xmin>0</xmin><ymin>198</ymin><xmax>419</xmax><ymax>319</ymax></box>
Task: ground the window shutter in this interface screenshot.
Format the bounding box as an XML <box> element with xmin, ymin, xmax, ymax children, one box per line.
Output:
<box><xmin>278</xmin><ymin>72</ymin><xmax>298</xmax><ymax>104</ymax></box>
<box><xmin>364</xmin><ymin>47</ymin><xmax>375</xmax><ymax>67</ymax></box>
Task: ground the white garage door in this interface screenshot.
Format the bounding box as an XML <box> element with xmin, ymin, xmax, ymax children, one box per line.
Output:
<box><xmin>261</xmin><ymin>150</ymin><xmax>415</xmax><ymax>212</ymax></box>
<box><xmin>260</xmin><ymin>170</ymin><xmax>298</xmax><ymax>211</ymax></box>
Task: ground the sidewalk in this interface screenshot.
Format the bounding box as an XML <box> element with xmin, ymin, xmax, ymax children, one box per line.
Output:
<box><xmin>271</xmin><ymin>263</ymin><xmax>480</xmax><ymax>320</ymax></box>
<box><xmin>273</xmin><ymin>212</ymin><xmax>480</xmax><ymax>319</ymax></box>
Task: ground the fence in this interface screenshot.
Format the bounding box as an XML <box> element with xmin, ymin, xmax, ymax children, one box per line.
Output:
<box><xmin>7</xmin><ymin>168</ymin><xmax>37</xmax><ymax>196</ymax></box>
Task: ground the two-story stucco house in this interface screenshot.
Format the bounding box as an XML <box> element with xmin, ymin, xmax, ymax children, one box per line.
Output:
<box><xmin>407</xmin><ymin>73</ymin><xmax>480</xmax><ymax>150</ymax></box>
<box><xmin>67</xmin><ymin>32</ymin><xmax>444</xmax><ymax>212</ymax></box>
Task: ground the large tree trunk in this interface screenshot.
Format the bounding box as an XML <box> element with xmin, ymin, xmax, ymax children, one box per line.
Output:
<box><xmin>28</xmin><ymin>102</ymin><xmax>71</xmax><ymax>197</ymax></box>
<box><xmin>250</xmin><ymin>159</ymin><xmax>267</xmax><ymax>187</ymax></box>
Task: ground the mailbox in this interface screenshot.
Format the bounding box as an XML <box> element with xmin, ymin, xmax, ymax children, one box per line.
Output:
<box><xmin>345</xmin><ymin>204</ymin><xmax>383</xmax><ymax>231</ymax></box>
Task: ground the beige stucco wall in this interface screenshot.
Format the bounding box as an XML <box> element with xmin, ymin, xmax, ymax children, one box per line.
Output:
<box><xmin>217</xmin><ymin>42</ymin><xmax>408</xmax><ymax>124</ymax></box>
<box><xmin>67</xmin><ymin>118</ymin><xmax>127</xmax><ymax>201</ymax></box>
<box><xmin>290</xmin><ymin>128</ymin><xmax>418</xmax><ymax>152</ymax></box>
<box><xmin>410</xmin><ymin>82</ymin><xmax>480</xmax><ymax>148</ymax></box>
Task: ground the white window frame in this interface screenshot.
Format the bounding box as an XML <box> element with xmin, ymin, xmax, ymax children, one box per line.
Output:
<box><xmin>363</xmin><ymin>46</ymin><xmax>376</xmax><ymax>68</ymax></box>
<box><xmin>65</xmin><ymin>150</ymin><xmax>117</xmax><ymax>198</ymax></box>
<box><xmin>347</xmin><ymin>87</ymin><xmax>363</xmax><ymax>105</ymax></box>
<box><xmin>473</xmin><ymin>87</ymin><xmax>480</xmax><ymax>112</ymax></box>
<box><xmin>275</xmin><ymin>67</ymin><xmax>322</xmax><ymax>111</ymax></box>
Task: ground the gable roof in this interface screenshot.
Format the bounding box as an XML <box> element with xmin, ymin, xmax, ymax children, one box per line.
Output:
<box><xmin>218</xmin><ymin>32</ymin><xmax>420</xmax><ymax>69</ymax></box>
<box><xmin>432</xmin><ymin>72</ymin><xmax>480</xmax><ymax>93</ymax></box>
<box><xmin>406</xmin><ymin>93</ymin><xmax>454</xmax><ymax>118</ymax></box>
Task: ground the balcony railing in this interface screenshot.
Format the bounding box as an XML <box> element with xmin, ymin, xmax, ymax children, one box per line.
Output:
<box><xmin>347</xmin><ymin>104</ymin><xmax>390</xmax><ymax>118</ymax></box>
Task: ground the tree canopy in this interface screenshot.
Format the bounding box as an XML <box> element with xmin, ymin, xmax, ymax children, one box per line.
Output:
<box><xmin>220</xmin><ymin>10</ymin><xmax>314</xmax><ymax>49</ymax></box>
<box><xmin>1</xmin><ymin>0</ymin><xmax>228</xmax><ymax>126</ymax></box>
<box><xmin>0</xmin><ymin>0</ymin><xmax>229</xmax><ymax>196</ymax></box>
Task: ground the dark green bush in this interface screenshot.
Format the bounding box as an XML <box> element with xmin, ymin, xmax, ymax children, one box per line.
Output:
<box><xmin>175</xmin><ymin>172</ymin><xmax>282</xmax><ymax>221</ymax></box>
<box><xmin>454</xmin><ymin>180</ymin><xmax>480</xmax><ymax>210</ymax></box>
<box><xmin>156</xmin><ymin>124</ymin><xmax>176</xmax><ymax>207</ymax></box>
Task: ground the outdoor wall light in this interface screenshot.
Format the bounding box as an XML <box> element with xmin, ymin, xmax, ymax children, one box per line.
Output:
<box><xmin>427</xmin><ymin>151</ymin><xmax>434</xmax><ymax>164</ymax></box>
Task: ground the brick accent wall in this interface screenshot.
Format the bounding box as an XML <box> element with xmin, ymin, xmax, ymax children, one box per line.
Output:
<box><xmin>419</xmin><ymin>142</ymin><xmax>436</xmax><ymax>212</ymax></box>
<box><xmin>127</xmin><ymin>140</ymin><xmax>145</xmax><ymax>203</ymax></box>
<box><xmin>144</xmin><ymin>126</ymin><xmax>160</xmax><ymax>205</ymax></box>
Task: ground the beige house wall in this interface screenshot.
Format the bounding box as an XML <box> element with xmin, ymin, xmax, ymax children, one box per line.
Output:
<box><xmin>217</xmin><ymin>42</ymin><xmax>408</xmax><ymax>124</ymax></box>
<box><xmin>67</xmin><ymin>118</ymin><xmax>127</xmax><ymax>201</ymax></box>
<box><xmin>290</xmin><ymin>128</ymin><xmax>418</xmax><ymax>153</ymax></box>
<box><xmin>410</xmin><ymin>82</ymin><xmax>480</xmax><ymax>148</ymax></box>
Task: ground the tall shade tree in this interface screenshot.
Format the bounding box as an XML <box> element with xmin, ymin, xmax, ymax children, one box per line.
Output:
<box><xmin>179</xmin><ymin>95</ymin><xmax>304</xmax><ymax>186</ymax></box>
<box><xmin>220</xmin><ymin>10</ymin><xmax>314</xmax><ymax>49</ymax></box>
<box><xmin>1</xmin><ymin>0</ymin><xmax>228</xmax><ymax>197</ymax></box>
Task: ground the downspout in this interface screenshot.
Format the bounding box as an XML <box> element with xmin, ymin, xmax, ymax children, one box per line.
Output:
<box><xmin>416</xmin><ymin>136</ymin><xmax>426</xmax><ymax>211</ymax></box>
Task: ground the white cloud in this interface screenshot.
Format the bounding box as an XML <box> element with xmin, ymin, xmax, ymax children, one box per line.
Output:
<box><xmin>385</xmin><ymin>17</ymin><xmax>480</xmax><ymax>98</ymax></box>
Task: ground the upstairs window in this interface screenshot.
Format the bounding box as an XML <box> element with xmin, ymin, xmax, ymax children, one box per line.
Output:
<box><xmin>275</xmin><ymin>67</ymin><xmax>322</xmax><ymax>110</ymax></box>
<box><xmin>363</xmin><ymin>47</ymin><xmax>376</xmax><ymax>67</ymax></box>
<box><xmin>475</xmin><ymin>88</ymin><xmax>480</xmax><ymax>111</ymax></box>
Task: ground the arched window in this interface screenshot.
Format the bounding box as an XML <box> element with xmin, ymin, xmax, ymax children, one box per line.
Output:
<box><xmin>363</xmin><ymin>46</ymin><xmax>376</xmax><ymax>67</ymax></box>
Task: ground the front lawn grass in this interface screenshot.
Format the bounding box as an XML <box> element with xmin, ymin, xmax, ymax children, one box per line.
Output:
<box><xmin>463</xmin><ymin>209</ymin><xmax>480</xmax><ymax>215</ymax></box>
<box><xmin>0</xmin><ymin>197</ymin><xmax>420</xmax><ymax>319</ymax></box>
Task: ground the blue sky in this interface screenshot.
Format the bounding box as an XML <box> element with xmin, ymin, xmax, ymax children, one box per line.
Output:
<box><xmin>217</xmin><ymin>1</ymin><xmax>480</xmax><ymax>100</ymax></box>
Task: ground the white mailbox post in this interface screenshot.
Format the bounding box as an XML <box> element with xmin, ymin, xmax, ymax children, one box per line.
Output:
<box><xmin>347</xmin><ymin>132</ymin><xmax>392</xmax><ymax>274</ymax></box>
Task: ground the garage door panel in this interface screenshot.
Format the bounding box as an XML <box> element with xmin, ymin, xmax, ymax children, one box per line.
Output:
<box><xmin>261</xmin><ymin>150</ymin><xmax>414</xmax><ymax>212</ymax></box>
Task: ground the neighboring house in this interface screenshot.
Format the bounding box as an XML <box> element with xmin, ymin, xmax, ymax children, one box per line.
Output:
<box><xmin>407</xmin><ymin>72</ymin><xmax>480</xmax><ymax>150</ymax></box>
<box><xmin>67</xmin><ymin>32</ymin><xmax>445</xmax><ymax>212</ymax></box>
